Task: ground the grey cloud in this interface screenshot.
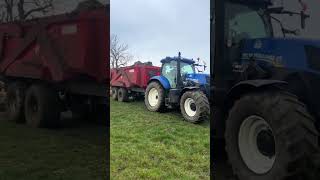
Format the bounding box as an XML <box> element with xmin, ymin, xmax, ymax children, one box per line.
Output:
<box><xmin>111</xmin><ymin>0</ymin><xmax>210</xmax><ymax>68</ymax></box>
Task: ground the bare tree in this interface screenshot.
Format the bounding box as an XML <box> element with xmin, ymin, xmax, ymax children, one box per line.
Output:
<box><xmin>0</xmin><ymin>0</ymin><xmax>53</xmax><ymax>23</ymax></box>
<box><xmin>110</xmin><ymin>34</ymin><xmax>132</xmax><ymax>69</ymax></box>
<box><xmin>17</xmin><ymin>0</ymin><xmax>53</xmax><ymax>20</ymax></box>
<box><xmin>0</xmin><ymin>0</ymin><xmax>14</xmax><ymax>22</ymax></box>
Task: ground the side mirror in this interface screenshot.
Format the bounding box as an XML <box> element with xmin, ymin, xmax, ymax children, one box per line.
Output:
<box><xmin>301</xmin><ymin>11</ymin><xmax>310</xmax><ymax>29</ymax></box>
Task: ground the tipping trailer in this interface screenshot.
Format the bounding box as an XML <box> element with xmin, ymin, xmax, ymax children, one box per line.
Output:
<box><xmin>110</xmin><ymin>64</ymin><xmax>160</xmax><ymax>102</ymax></box>
<box><xmin>1</xmin><ymin>5</ymin><xmax>109</xmax><ymax>128</ymax></box>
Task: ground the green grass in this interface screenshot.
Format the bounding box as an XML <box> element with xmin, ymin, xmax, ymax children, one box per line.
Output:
<box><xmin>0</xmin><ymin>114</ymin><xmax>107</xmax><ymax>180</ymax></box>
<box><xmin>110</xmin><ymin>100</ymin><xmax>210</xmax><ymax>180</ymax></box>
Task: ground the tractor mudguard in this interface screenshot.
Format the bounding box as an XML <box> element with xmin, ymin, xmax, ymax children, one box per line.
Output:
<box><xmin>179</xmin><ymin>86</ymin><xmax>200</xmax><ymax>100</ymax></box>
<box><xmin>213</xmin><ymin>80</ymin><xmax>287</xmax><ymax>138</ymax></box>
<box><xmin>149</xmin><ymin>76</ymin><xmax>171</xmax><ymax>90</ymax></box>
<box><xmin>182</xmin><ymin>86</ymin><xmax>199</xmax><ymax>94</ymax></box>
<box><xmin>227</xmin><ymin>80</ymin><xmax>288</xmax><ymax>107</ymax></box>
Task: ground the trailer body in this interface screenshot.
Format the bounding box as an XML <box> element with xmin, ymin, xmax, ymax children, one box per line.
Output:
<box><xmin>110</xmin><ymin>64</ymin><xmax>160</xmax><ymax>101</ymax></box>
<box><xmin>2</xmin><ymin>5</ymin><xmax>110</xmax><ymax>127</ymax></box>
<box><xmin>0</xmin><ymin>7</ymin><xmax>109</xmax><ymax>95</ymax></box>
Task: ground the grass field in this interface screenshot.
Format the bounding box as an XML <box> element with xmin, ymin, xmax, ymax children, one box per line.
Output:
<box><xmin>110</xmin><ymin>100</ymin><xmax>210</xmax><ymax>179</ymax></box>
<box><xmin>0</xmin><ymin>113</ymin><xmax>107</xmax><ymax>180</ymax></box>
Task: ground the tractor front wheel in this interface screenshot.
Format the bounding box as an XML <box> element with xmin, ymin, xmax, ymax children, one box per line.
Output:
<box><xmin>180</xmin><ymin>90</ymin><xmax>209</xmax><ymax>123</ymax></box>
<box><xmin>145</xmin><ymin>82</ymin><xmax>165</xmax><ymax>112</ymax></box>
<box><xmin>225</xmin><ymin>91</ymin><xmax>320</xmax><ymax>180</ymax></box>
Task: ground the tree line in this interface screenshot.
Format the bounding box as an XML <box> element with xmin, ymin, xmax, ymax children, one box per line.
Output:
<box><xmin>0</xmin><ymin>0</ymin><xmax>54</xmax><ymax>22</ymax></box>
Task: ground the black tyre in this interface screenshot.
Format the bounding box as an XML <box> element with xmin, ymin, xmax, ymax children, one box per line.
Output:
<box><xmin>225</xmin><ymin>91</ymin><xmax>320</xmax><ymax>180</ymax></box>
<box><xmin>180</xmin><ymin>90</ymin><xmax>209</xmax><ymax>123</ymax></box>
<box><xmin>117</xmin><ymin>88</ymin><xmax>128</xmax><ymax>102</ymax></box>
<box><xmin>24</xmin><ymin>84</ymin><xmax>61</xmax><ymax>128</ymax></box>
<box><xmin>144</xmin><ymin>81</ymin><xmax>165</xmax><ymax>112</ymax></box>
<box><xmin>111</xmin><ymin>87</ymin><xmax>118</xmax><ymax>101</ymax></box>
<box><xmin>6</xmin><ymin>82</ymin><xmax>26</xmax><ymax>123</ymax></box>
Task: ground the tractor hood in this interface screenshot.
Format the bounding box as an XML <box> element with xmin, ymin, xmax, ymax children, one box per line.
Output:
<box><xmin>240</xmin><ymin>38</ymin><xmax>320</xmax><ymax>73</ymax></box>
<box><xmin>185</xmin><ymin>73</ymin><xmax>210</xmax><ymax>85</ymax></box>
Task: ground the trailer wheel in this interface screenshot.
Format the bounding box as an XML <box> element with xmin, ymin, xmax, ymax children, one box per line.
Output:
<box><xmin>225</xmin><ymin>91</ymin><xmax>320</xmax><ymax>180</ymax></box>
<box><xmin>117</xmin><ymin>88</ymin><xmax>129</xmax><ymax>102</ymax></box>
<box><xmin>111</xmin><ymin>87</ymin><xmax>118</xmax><ymax>101</ymax></box>
<box><xmin>24</xmin><ymin>84</ymin><xmax>61</xmax><ymax>128</ymax></box>
<box><xmin>180</xmin><ymin>90</ymin><xmax>209</xmax><ymax>123</ymax></box>
<box><xmin>145</xmin><ymin>81</ymin><xmax>165</xmax><ymax>112</ymax></box>
<box><xmin>6</xmin><ymin>82</ymin><xmax>26</xmax><ymax>123</ymax></box>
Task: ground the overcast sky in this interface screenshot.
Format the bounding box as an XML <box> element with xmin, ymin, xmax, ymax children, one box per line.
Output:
<box><xmin>111</xmin><ymin>0</ymin><xmax>210</xmax><ymax>69</ymax></box>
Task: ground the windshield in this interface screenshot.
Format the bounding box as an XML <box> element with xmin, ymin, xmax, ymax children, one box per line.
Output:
<box><xmin>181</xmin><ymin>62</ymin><xmax>195</xmax><ymax>74</ymax></box>
<box><xmin>225</xmin><ymin>2</ymin><xmax>272</xmax><ymax>43</ymax></box>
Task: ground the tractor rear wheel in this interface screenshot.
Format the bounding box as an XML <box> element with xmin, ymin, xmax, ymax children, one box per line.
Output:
<box><xmin>111</xmin><ymin>87</ymin><xmax>118</xmax><ymax>101</ymax></box>
<box><xmin>6</xmin><ymin>82</ymin><xmax>26</xmax><ymax>123</ymax></box>
<box><xmin>225</xmin><ymin>91</ymin><xmax>320</xmax><ymax>180</ymax></box>
<box><xmin>180</xmin><ymin>90</ymin><xmax>209</xmax><ymax>123</ymax></box>
<box><xmin>117</xmin><ymin>88</ymin><xmax>129</xmax><ymax>102</ymax></box>
<box><xmin>24</xmin><ymin>84</ymin><xmax>61</xmax><ymax>128</ymax></box>
<box><xmin>145</xmin><ymin>81</ymin><xmax>165</xmax><ymax>112</ymax></box>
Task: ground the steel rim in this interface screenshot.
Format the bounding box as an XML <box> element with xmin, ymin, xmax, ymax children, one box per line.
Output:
<box><xmin>148</xmin><ymin>88</ymin><xmax>159</xmax><ymax>107</ymax></box>
<box><xmin>184</xmin><ymin>98</ymin><xmax>197</xmax><ymax>117</ymax></box>
<box><xmin>238</xmin><ymin>115</ymin><xmax>276</xmax><ymax>174</ymax></box>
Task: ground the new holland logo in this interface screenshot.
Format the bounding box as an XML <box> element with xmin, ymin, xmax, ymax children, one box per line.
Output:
<box><xmin>254</xmin><ymin>40</ymin><xmax>262</xmax><ymax>49</ymax></box>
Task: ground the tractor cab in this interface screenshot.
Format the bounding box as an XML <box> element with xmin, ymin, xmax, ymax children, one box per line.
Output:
<box><xmin>213</xmin><ymin>0</ymin><xmax>274</xmax><ymax>84</ymax></box>
<box><xmin>212</xmin><ymin>0</ymin><xmax>311</xmax><ymax>103</ymax></box>
<box><xmin>160</xmin><ymin>54</ymin><xmax>209</xmax><ymax>89</ymax></box>
<box><xmin>160</xmin><ymin>56</ymin><xmax>195</xmax><ymax>89</ymax></box>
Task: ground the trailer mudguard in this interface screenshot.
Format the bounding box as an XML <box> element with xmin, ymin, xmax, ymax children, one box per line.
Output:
<box><xmin>149</xmin><ymin>76</ymin><xmax>171</xmax><ymax>90</ymax></box>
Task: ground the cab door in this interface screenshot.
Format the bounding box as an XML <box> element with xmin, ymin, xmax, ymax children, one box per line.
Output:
<box><xmin>161</xmin><ymin>61</ymin><xmax>177</xmax><ymax>89</ymax></box>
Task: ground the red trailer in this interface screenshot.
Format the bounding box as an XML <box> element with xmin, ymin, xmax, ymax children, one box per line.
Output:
<box><xmin>110</xmin><ymin>64</ymin><xmax>160</xmax><ymax>102</ymax></box>
<box><xmin>1</xmin><ymin>4</ymin><xmax>109</xmax><ymax>128</ymax></box>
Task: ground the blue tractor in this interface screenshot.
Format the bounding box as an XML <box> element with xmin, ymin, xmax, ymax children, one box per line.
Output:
<box><xmin>144</xmin><ymin>53</ymin><xmax>210</xmax><ymax>123</ymax></box>
<box><xmin>212</xmin><ymin>0</ymin><xmax>320</xmax><ymax>179</ymax></box>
